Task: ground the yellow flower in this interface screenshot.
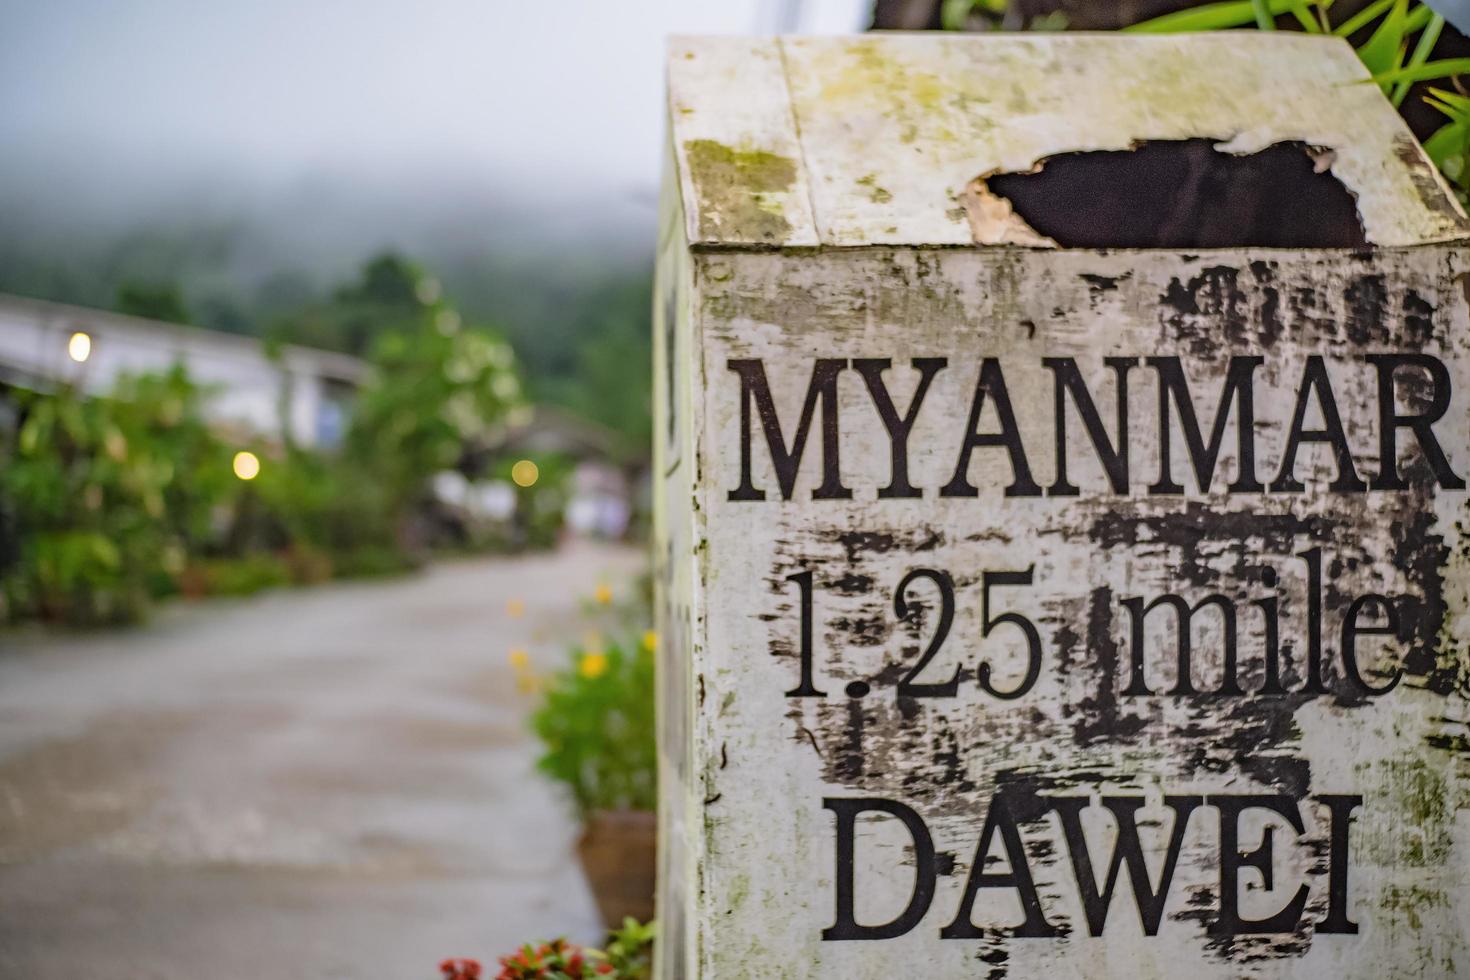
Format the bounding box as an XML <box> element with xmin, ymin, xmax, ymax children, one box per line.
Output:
<box><xmin>642</xmin><ymin>630</ymin><xmax>658</xmax><ymax>652</ymax></box>
<box><xmin>579</xmin><ymin>652</ymin><xmax>609</xmax><ymax>679</ymax></box>
<box><xmin>506</xmin><ymin>598</ymin><xmax>525</xmax><ymax>618</ymax></box>
<box><xmin>508</xmin><ymin>649</ymin><xmax>529</xmax><ymax>669</ymax></box>
<box><xmin>593</xmin><ymin>584</ymin><xmax>613</xmax><ymax>606</ymax></box>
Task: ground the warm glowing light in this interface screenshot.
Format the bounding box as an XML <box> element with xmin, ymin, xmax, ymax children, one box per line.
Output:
<box><xmin>506</xmin><ymin>598</ymin><xmax>525</xmax><ymax>618</ymax></box>
<box><xmin>579</xmin><ymin>652</ymin><xmax>609</xmax><ymax>679</ymax></box>
<box><xmin>511</xmin><ymin>459</ymin><xmax>539</xmax><ymax>487</ymax></box>
<box><xmin>232</xmin><ymin>451</ymin><xmax>261</xmax><ymax>481</ymax></box>
<box><xmin>593</xmin><ymin>583</ymin><xmax>613</xmax><ymax>606</ymax></box>
<box><xmin>67</xmin><ymin>331</ymin><xmax>92</xmax><ymax>363</ymax></box>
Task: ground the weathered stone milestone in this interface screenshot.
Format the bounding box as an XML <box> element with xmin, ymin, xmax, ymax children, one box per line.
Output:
<box><xmin>655</xmin><ymin>33</ymin><xmax>1470</xmax><ymax>979</ymax></box>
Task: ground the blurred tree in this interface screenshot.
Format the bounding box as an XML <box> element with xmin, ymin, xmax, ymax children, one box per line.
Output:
<box><xmin>272</xmin><ymin>252</ymin><xmax>430</xmax><ymax>356</ymax></box>
<box><xmin>543</xmin><ymin>274</ymin><xmax>652</xmax><ymax>461</ymax></box>
<box><xmin>194</xmin><ymin>293</ymin><xmax>252</xmax><ymax>335</ymax></box>
<box><xmin>337</xmin><ymin>257</ymin><xmax>526</xmax><ymax>515</ymax></box>
<box><xmin>348</xmin><ymin>324</ymin><xmax>524</xmax><ymax>502</ymax></box>
<box><xmin>115</xmin><ymin>280</ymin><xmax>191</xmax><ymax>323</ymax></box>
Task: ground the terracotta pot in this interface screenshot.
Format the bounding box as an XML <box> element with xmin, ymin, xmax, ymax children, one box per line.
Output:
<box><xmin>576</xmin><ymin>809</ymin><xmax>656</xmax><ymax>927</ymax></box>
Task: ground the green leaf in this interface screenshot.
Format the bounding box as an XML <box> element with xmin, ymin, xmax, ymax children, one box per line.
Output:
<box><xmin>1332</xmin><ymin>0</ymin><xmax>1397</xmax><ymax>36</ymax></box>
<box><xmin>1424</xmin><ymin>118</ymin><xmax>1470</xmax><ymax>169</ymax></box>
<box><xmin>1125</xmin><ymin>0</ymin><xmax>1317</xmax><ymax>32</ymax></box>
<box><xmin>1355</xmin><ymin>0</ymin><xmax>1409</xmax><ymax>80</ymax></box>
<box><xmin>1425</xmin><ymin>86</ymin><xmax>1470</xmax><ymax>113</ymax></box>
<box><xmin>1368</xmin><ymin>57</ymin><xmax>1470</xmax><ymax>86</ymax></box>
<box><xmin>1392</xmin><ymin>12</ymin><xmax>1445</xmax><ymax>105</ymax></box>
<box><xmin>940</xmin><ymin>0</ymin><xmax>975</xmax><ymax>30</ymax></box>
<box><xmin>1403</xmin><ymin>3</ymin><xmax>1436</xmax><ymax>34</ymax></box>
<box><xmin>1290</xmin><ymin>3</ymin><xmax>1325</xmax><ymax>32</ymax></box>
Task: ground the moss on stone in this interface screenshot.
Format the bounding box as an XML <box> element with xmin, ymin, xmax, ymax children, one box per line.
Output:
<box><xmin>683</xmin><ymin>139</ymin><xmax>796</xmax><ymax>244</ymax></box>
<box><xmin>856</xmin><ymin>173</ymin><xmax>893</xmax><ymax>204</ymax></box>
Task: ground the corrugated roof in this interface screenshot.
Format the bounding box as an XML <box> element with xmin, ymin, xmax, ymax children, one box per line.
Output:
<box><xmin>667</xmin><ymin>33</ymin><xmax>1470</xmax><ymax>249</ymax></box>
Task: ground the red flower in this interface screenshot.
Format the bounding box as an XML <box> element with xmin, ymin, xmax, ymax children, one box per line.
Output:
<box><xmin>440</xmin><ymin>958</ymin><xmax>483</xmax><ymax>980</ymax></box>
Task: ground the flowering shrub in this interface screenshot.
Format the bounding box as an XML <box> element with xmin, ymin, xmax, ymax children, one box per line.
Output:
<box><xmin>495</xmin><ymin>939</ymin><xmax>609</xmax><ymax>979</ymax></box>
<box><xmin>486</xmin><ymin>919</ymin><xmax>654</xmax><ymax>980</ymax></box>
<box><xmin>528</xmin><ymin>627</ymin><xmax>656</xmax><ymax>817</ymax></box>
<box><xmin>0</xmin><ymin>366</ymin><xmax>232</xmax><ymax>624</ymax></box>
<box><xmin>440</xmin><ymin>958</ymin><xmax>482</xmax><ymax>980</ymax></box>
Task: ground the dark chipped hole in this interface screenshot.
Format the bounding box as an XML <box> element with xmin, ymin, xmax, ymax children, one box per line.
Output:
<box><xmin>986</xmin><ymin>139</ymin><xmax>1368</xmax><ymax>249</ymax></box>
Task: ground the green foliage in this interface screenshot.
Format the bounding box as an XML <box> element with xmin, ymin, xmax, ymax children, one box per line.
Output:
<box><xmin>249</xmin><ymin>448</ymin><xmax>406</xmax><ymax>573</ymax></box>
<box><xmin>533</xmin><ymin>275</ymin><xmax>652</xmax><ymax>461</ymax></box>
<box><xmin>0</xmin><ymin>252</ymin><xmax>534</xmax><ymax>626</ymax></box>
<box><xmin>1423</xmin><ymin>86</ymin><xmax>1470</xmax><ymax>197</ymax></box>
<box><xmin>600</xmin><ymin>919</ymin><xmax>656</xmax><ymax>979</ymax></box>
<box><xmin>109</xmin><ymin>367</ymin><xmax>236</xmax><ymax>551</ymax></box>
<box><xmin>184</xmin><ymin>554</ymin><xmax>294</xmax><ymax>597</ymax></box>
<box><xmin>274</xmin><ymin>251</ymin><xmax>534</xmax><ymax>516</ymax></box>
<box><xmin>530</xmin><ymin>632</ymin><xmax>657</xmax><ymax>817</ymax></box>
<box><xmin>1371</xmin><ymin>56</ymin><xmax>1470</xmax><ymax>88</ymax></box>
<box><xmin>940</xmin><ymin>0</ymin><xmax>1037</xmax><ymax>30</ymax></box>
<box><xmin>115</xmin><ymin>280</ymin><xmax>191</xmax><ymax>324</ymax></box>
<box><xmin>348</xmin><ymin>319</ymin><xmax>524</xmax><ymax>508</ymax></box>
<box><xmin>0</xmin><ymin>221</ymin><xmax>654</xmax><ymax>459</ymax></box>
<box><xmin>0</xmin><ymin>366</ymin><xmax>229</xmax><ymax>624</ymax></box>
<box><xmin>494</xmin><ymin>453</ymin><xmax>573</xmax><ymax>551</ymax></box>
<box><xmin>1123</xmin><ymin>0</ymin><xmax>1322</xmax><ymax>33</ymax></box>
<box><xmin>273</xmin><ymin>252</ymin><xmax>436</xmax><ymax>357</ymax></box>
<box><xmin>487</xmin><ymin>921</ymin><xmax>654</xmax><ymax>980</ymax></box>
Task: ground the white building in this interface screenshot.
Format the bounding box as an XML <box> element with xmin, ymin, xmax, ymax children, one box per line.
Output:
<box><xmin>0</xmin><ymin>293</ymin><xmax>367</xmax><ymax>448</ymax></box>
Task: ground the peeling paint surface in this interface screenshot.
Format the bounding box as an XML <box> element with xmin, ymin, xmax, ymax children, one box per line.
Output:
<box><xmin>666</xmin><ymin>34</ymin><xmax>1469</xmax><ymax>249</ymax></box>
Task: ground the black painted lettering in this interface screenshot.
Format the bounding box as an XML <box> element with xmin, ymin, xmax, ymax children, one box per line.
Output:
<box><xmin>1270</xmin><ymin>356</ymin><xmax>1367</xmax><ymax>493</ymax></box>
<box><xmin>1210</xmin><ymin>795</ymin><xmax>1310</xmax><ymax>935</ymax></box>
<box><xmin>1121</xmin><ymin>593</ymin><xmax>1242</xmax><ymax>696</ymax></box>
<box><xmin>728</xmin><ymin>358</ymin><xmax>851</xmax><ymax>502</ymax></box>
<box><xmin>1052</xmin><ymin>795</ymin><xmax>1203</xmax><ymax>936</ymax></box>
<box><xmin>1045</xmin><ymin>356</ymin><xmax>1135</xmax><ymax>496</ymax></box>
<box><xmin>1298</xmin><ymin>547</ymin><xmax>1329</xmax><ymax>695</ymax></box>
<box><xmin>1315</xmin><ymin>794</ymin><xmax>1363</xmax><ymax>934</ymax></box>
<box><xmin>1367</xmin><ymin>353</ymin><xmax>1465</xmax><ymax>490</ymax></box>
<box><xmin>941</xmin><ymin>794</ymin><xmax>1059</xmax><ymax>938</ymax></box>
<box><xmin>1252</xmin><ymin>575</ymin><xmax>1287</xmax><ymax>695</ymax></box>
<box><xmin>1148</xmin><ymin>355</ymin><xmax>1263</xmax><ymax>494</ymax></box>
<box><xmin>1340</xmin><ymin>594</ymin><xmax>1402</xmax><ymax>696</ymax></box>
<box><xmin>854</xmin><ymin>357</ymin><xmax>947</xmax><ymax>499</ymax></box>
<box><xmin>941</xmin><ymin>358</ymin><xmax>1042</xmax><ymax>498</ymax></box>
<box><xmin>823</xmin><ymin>797</ymin><xmax>936</xmax><ymax>941</ymax></box>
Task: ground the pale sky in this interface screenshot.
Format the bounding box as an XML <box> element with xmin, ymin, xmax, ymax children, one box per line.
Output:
<box><xmin>0</xmin><ymin>0</ymin><xmax>870</xmax><ymax>203</ymax></box>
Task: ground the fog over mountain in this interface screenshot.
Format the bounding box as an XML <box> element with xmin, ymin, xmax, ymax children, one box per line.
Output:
<box><xmin>0</xmin><ymin>144</ymin><xmax>654</xmax><ymax>328</ymax></box>
<box><xmin>0</xmin><ymin>0</ymin><xmax>866</xmax><ymax>332</ymax></box>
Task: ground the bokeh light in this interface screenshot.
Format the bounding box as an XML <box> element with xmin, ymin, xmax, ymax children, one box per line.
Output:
<box><xmin>67</xmin><ymin>331</ymin><xmax>92</xmax><ymax>363</ymax></box>
<box><xmin>232</xmin><ymin>450</ymin><xmax>261</xmax><ymax>481</ymax></box>
<box><xmin>511</xmin><ymin>459</ymin><xmax>539</xmax><ymax>487</ymax></box>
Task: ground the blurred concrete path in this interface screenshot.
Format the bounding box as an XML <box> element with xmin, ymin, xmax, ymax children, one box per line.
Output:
<box><xmin>0</xmin><ymin>542</ymin><xmax>643</xmax><ymax>980</ymax></box>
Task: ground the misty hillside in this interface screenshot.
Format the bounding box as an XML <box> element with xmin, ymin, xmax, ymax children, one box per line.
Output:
<box><xmin>0</xmin><ymin>161</ymin><xmax>657</xmax><ymax>451</ymax></box>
